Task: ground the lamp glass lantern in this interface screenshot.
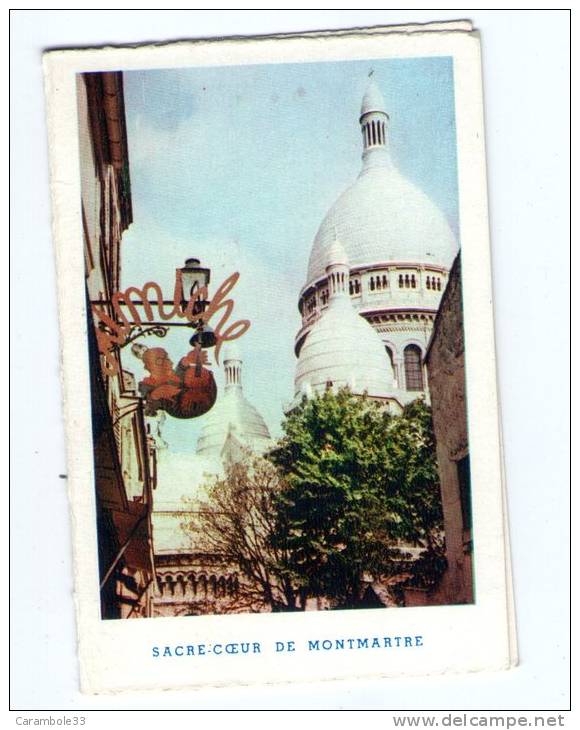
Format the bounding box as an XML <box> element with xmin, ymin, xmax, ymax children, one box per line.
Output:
<box><xmin>179</xmin><ymin>258</ymin><xmax>211</xmax><ymax>303</ymax></box>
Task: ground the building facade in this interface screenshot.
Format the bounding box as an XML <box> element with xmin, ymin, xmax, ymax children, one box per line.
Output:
<box><xmin>79</xmin><ymin>71</ymin><xmax>157</xmax><ymax>619</ymax></box>
<box><xmin>294</xmin><ymin>79</ymin><xmax>458</xmax><ymax>408</ymax></box>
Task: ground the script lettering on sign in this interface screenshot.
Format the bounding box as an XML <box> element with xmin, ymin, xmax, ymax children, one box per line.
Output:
<box><xmin>91</xmin><ymin>270</ymin><xmax>250</xmax><ymax>375</ymax></box>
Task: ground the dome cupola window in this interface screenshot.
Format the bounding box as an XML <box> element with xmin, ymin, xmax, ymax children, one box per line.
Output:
<box><xmin>426</xmin><ymin>275</ymin><xmax>442</xmax><ymax>291</ymax></box>
<box><xmin>369</xmin><ymin>274</ymin><xmax>387</xmax><ymax>292</ymax></box>
<box><xmin>362</xmin><ymin>116</ymin><xmax>388</xmax><ymax>150</ymax></box>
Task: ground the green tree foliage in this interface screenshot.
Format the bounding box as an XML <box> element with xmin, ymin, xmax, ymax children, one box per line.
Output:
<box><xmin>268</xmin><ymin>390</ymin><xmax>444</xmax><ymax>608</ymax></box>
<box><xmin>189</xmin><ymin>391</ymin><xmax>445</xmax><ymax>613</ymax></box>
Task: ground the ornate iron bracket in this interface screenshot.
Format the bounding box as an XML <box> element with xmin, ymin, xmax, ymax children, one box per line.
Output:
<box><xmin>95</xmin><ymin>322</ymin><xmax>172</xmax><ymax>348</ymax></box>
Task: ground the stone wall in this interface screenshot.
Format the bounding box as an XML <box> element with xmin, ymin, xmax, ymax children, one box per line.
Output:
<box><xmin>425</xmin><ymin>254</ymin><xmax>473</xmax><ymax>605</ymax></box>
<box><xmin>152</xmin><ymin>553</ymin><xmax>259</xmax><ymax>617</ymax></box>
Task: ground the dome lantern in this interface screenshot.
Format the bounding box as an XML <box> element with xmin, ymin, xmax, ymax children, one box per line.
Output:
<box><xmin>223</xmin><ymin>342</ymin><xmax>242</xmax><ymax>392</ymax></box>
<box><xmin>325</xmin><ymin>236</ymin><xmax>349</xmax><ymax>302</ymax></box>
<box><xmin>359</xmin><ymin>76</ymin><xmax>390</xmax><ymax>164</ymax></box>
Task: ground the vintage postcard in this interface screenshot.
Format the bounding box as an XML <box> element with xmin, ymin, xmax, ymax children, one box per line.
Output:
<box><xmin>44</xmin><ymin>22</ymin><xmax>515</xmax><ymax>693</ymax></box>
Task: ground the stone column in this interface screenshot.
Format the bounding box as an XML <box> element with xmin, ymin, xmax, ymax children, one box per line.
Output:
<box><xmin>394</xmin><ymin>356</ymin><xmax>404</xmax><ymax>390</ymax></box>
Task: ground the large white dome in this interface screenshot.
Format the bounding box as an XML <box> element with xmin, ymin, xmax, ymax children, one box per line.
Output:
<box><xmin>305</xmin><ymin>77</ymin><xmax>458</xmax><ymax>287</ymax></box>
<box><xmin>306</xmin><ymin>162</ymin><xmax>458</xmax><ymax>285</ymax></box>
<box><xmin>295</xmin><ymin>295</ymin><xmax>395</xmax><ymax>399</ymax></box>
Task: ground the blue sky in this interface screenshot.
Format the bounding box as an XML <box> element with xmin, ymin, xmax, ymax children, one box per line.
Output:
<box><xmin>119</xmin><ymin>56</ymin><xmax>458</xmax><ymax>453</ymax></box>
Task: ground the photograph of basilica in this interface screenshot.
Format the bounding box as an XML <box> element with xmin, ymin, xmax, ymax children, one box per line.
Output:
<box><xmin>79</xmin><ymin>57</ymin><xmax>473</xmax><ymax>619</ymax></box>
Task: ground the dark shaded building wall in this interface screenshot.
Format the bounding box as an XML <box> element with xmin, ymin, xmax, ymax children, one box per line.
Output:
<box><xmin>425</xmin><ymin>254</ymin><xmax>473</xmax><ymax>605</ymax></box>
<box><xmin>79</xmin><ymin>71</ymin><xmax>156</xmax><ymax>619</ymax></box>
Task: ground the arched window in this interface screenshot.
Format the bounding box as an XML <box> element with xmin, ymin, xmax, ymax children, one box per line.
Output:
<box><xmin>437</xmin><ymin>278</ymin><xmax>442</xmax><ymax>291</ymax></box>
<box><xmin>376</xmin><ymin>276</ymin><xmax>381</xmax><ymax>290</ymax></box>
<box><xmin>405</xmin><ymin>274</ymin><xmax>410</xmax><ymax>288</ymax></box>
<box><xmin>198</xmin><ymin>575</ymin><xmax>207</xmax><ymax>597</ymax></box>
<box><xmin>411</xmin><ymin>274</ymin><xmax>416</xmax><ymax>288</ymax></box>
<box><xmin>426</xmin><ymin>277</ymin><xmax>431</xmax><ymax>290</ymax></box>
<box><xmin>355</xmin><ymin>279</ymin><xmax>360</xmax><ymax>293</ymax></box>
<box><xmin>382</xmin><ymin>275</ymin><xmax>388</xmax><ymax>288</ymax></box>
<box><xmin>404</xmin><ymin>345</ymin><xmax>424</xmax><ymax>391</ymax></box>
<box><xmin>399</xmin><ymin>274</ymin><xmax>404</xmax><ymax>288</ymax></box>
<box><xmin>370</xmin><ymin>277</ymin><xmax>375</xmax><ymax>291</ymax></box>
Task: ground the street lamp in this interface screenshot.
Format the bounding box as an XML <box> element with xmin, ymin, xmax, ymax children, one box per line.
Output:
<box><xmin>179</xmin><ymin>258</ymin><xmax>217</xmax><ymax>349</ymax></box>
<box><xmin>91</xmin><ymin>257</ymin><xmax>219</xmax><ymax>355</ymax></box>
<box><xmin>179</xmin><ymin>258</ymin><xmax>211</xmax><ymax>306</ymax></box>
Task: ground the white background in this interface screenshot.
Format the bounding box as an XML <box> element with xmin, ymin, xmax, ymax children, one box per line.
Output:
<box><xmin>10</xmin><ymin>9</ymin><xmax>571</xmax><ymax>712</ymax></box>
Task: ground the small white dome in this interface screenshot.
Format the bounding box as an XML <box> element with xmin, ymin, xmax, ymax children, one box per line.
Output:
<box><xmin>197</xmin><ymin>344</ymin><xmax>270</xmax><ymax>458</ymax></box>
<box><xmin>295</xmin><ymin>295</ymin><xmax>395</xmax><ymax>398</ymax></box>
<box><xmin>196</xmin><ymin>387</ymin><xmax>271</xmax><ymax>458</ymax></box>
<box><xmin>306</xmin><ymin>162</ymin><xmax>458</xmax><ymax>285</ymax></box>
